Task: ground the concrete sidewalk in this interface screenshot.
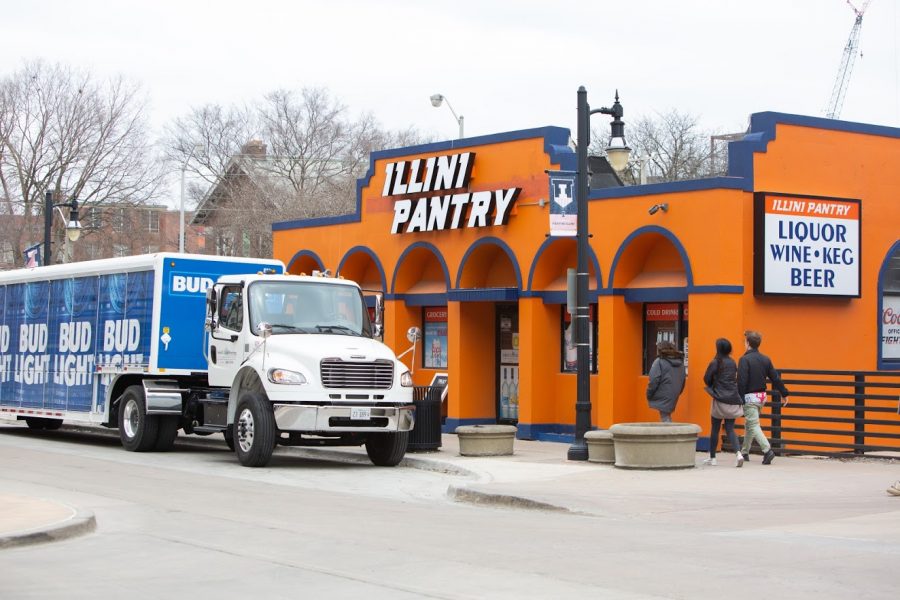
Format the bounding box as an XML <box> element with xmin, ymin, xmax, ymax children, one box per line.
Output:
<box><xmin>3</xmin><ymin>431</ymin><xmax>899</xmax><ymax>548</ymax></box>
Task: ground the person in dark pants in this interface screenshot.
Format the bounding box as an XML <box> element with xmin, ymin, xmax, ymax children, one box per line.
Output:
<box><xmin>646</xmin><ymin>341</ymin><xmax>686</xmax><ymax>422</ymax></box>
<box><xmin>738</xmin><ymin>330</ymin><xmax>790</xmax><ymax>465</ymax></box>
<box><xmin>702</xmin><ymin>338</ymin><xmax>745</xmax><ymax>467</ymax></box>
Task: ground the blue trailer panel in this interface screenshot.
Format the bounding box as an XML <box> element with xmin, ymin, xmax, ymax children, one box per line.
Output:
<box><xmin>0</xmin><ymin>254</ymin><xmax>283</xmax><ymax>424</ymax></box>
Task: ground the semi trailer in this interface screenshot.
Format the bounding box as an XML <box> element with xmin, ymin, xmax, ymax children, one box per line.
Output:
<box><xmin>0</xmin><ymin>253</ymin><xmax>415</xmax><ymax>467</ymax></box>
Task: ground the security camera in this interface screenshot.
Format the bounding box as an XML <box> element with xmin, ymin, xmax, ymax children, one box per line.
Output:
<box><xmin>648</xmin><ymin>203</ymin><xmax>668</xmax><ymax>215</ymax></box>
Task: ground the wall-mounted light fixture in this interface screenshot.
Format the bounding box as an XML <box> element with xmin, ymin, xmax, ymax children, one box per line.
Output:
<box><xmin>648</xmin><ymin>203</ymin><xmax>669</xmax><ymax>215</ymax></box>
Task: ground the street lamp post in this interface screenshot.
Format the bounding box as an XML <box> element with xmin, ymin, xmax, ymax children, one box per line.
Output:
<box><xmin>43</xmin><ymin>190</ymin><xmax>82</xmax><ymax>266</ymax></box>
<box><xmin>179</xmin><ymin>144</ymin><xmax>202</xmax><ymax>253</ymax></box>
<box><xmin>567</xmin><ymin>87</ymin><xmax>631</xmax><ymax>461</ymax></box>
<box><xmin>430</xmin><ymin>94</ymin><xmax>464</xmax><ymax>139</ymax></box>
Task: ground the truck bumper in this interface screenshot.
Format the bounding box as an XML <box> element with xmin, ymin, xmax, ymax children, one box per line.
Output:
<box><xmin>273</xmin><ymin>404</ymin><xmax>415</xmax><ymax>433</ymax></box>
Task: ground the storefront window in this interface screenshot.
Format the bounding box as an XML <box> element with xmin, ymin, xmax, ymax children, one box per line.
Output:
<box><xmin>643</xmin><ymin>303</ymin><xmax>689</xmax><ymax>374</ymax></box>
<box><xmin>881</xmin><ymin>245</ymin><xmax>900</xmax><ymax>366</ymax></box>
<box><xmin>561</xmin><ymin>305</ymin><xmax>597</xmax><ymax>373</ymax></box>
<box><xmin>422</xmin><ymin>306</ymin><xmax>448</xmax><ymax>369</ymax></box>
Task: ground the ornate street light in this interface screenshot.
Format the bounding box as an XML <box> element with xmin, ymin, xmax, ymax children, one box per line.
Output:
<box><xmin>567</xmin><ymin>87</ymin><xmax>631</xmax><ymax>461</ymax></box>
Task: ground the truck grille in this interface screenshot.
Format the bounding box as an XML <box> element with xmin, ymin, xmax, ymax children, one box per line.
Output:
<box><xmin>320</xmin><ymin>359</ymin><xmax>394</xmax><ymax>389</ymax></box>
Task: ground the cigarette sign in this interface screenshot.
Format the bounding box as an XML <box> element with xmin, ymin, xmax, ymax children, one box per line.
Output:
<box><xmin>754</xmin><ymin>192</ymin><xmax>861</xmax><ymax>297</ymax></box>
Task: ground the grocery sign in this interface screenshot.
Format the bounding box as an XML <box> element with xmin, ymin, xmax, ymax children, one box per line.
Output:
<box><xmin>754</xmin><ymin>192</ymin><xmax>861</xmax><ymax>297</ymax></box>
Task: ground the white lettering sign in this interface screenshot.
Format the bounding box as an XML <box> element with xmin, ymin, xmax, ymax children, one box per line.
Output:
<box><xmin>757</xmin><ymin>194</ymin><xmax>860</xmax><ymax>297</ymax></box>
<box><xmin>383</xmin><ymin>152</ymin><xmax>521</xmax><ymax>234</ymax></box>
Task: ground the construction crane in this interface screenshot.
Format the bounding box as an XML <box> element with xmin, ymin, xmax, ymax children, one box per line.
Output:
<box><xmin>824</xmin><ymin>0</ymin><xmax>872</xmax><ymax>119</ymax></box>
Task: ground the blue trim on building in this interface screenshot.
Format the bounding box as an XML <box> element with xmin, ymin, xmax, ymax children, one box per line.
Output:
<box><xmin>456</xmin><ymin>237</ymin><xmax>523</xmax><ymax>290</ymax></box>
<box><xmin>877</xmin><ymin>240</ymin><xmax>900</xmax><ymax>370</ymax></box>
<box><xmin>589</xmin><ymin>176</ymin><xmax>748</xmax><ymax>200</ymax></box>
<box><xmin>390</xmin><ymin>241</ymin><xmax>451</xmax><ymax>295</ymax></box>
<box><xmin>390</xmin><ymin>293</ymin><xmax>449</xmax><ymax>307</ymax></box>
<box><xmin>448</xmin><ymin>288</ymin><xmax>519</xmax><ymax>302</ymax></box>
<box><xmin>608</xmin><ymin>225</ymin><xmax>694</xmax><ymax>289</ymax></box>
<box><xmin>516</xmin><ymin>422</ymin><xmax>577</xmax><ymax>442</ymax></box>
<box><xmin>336</xmin><ymin>245</ymin><xmax>387</xmax><ymax>292</ymax></box>
<box><xmin>286</xmin><ymin>249</ymin><xmax>324</xmax><ymax>273</ymax></box>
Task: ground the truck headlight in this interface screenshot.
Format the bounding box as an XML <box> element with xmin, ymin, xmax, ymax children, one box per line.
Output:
<box><xmin>400</xmin><ymin>370</ymin><xmax>413</xmax><ymax>387</ymax></box>
<box><xmin>267</xmin><ymin>368</ymin><xmax>307</xmax><ymax>385</ymax></box>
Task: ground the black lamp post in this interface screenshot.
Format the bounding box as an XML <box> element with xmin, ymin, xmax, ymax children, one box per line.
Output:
<box><xmin>567</xmin><ymin>87</ymin><xmax>631</xmax><ymax>461</ymax></box>
<box><xmin>43</xmin><ymin>190</ymin><xmax>82</xmax><ymax>266</ymax></box>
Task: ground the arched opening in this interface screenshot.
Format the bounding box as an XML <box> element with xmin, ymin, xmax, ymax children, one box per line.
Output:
<box><xmin>286</xmin><ymin>250</ymin><xmax>324</xmax><ymax>275</ymax></box>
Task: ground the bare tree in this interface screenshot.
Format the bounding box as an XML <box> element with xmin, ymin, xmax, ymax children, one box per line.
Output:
<box><xmin>164</xmin><ymin>87</ymin><xmax>430</xmax><ymax>258</ymax></box>
<box><xmin>590</xmin><ymin>109</ymin><xmax>736</xmax><ymax>185</ymax></box>
<box><xmin>0</xmin><ymin>60</ymin><xmax>164</xmax><ymax>266</ymax></box>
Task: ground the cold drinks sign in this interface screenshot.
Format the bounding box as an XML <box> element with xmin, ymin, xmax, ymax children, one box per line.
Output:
<box><xmin>754</xmin><ymin>192</ymin><xmax>861</xmax><ymax>297</ymax></box>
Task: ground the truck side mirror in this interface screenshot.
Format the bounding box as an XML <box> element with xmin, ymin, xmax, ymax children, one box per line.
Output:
<box><xmin>257</xmin><ymin>322</ymin><xmax>272</xmax><ymax>338</ymax></box>
<box><xmin>374</xmin><ymin>292</ymin><xmax>384</xmax><ymax>326</ymax></box>
<box><xmin>206</xmin><ymin>287</ymin><xmax>217</xmax><ymax>317</ymax></box>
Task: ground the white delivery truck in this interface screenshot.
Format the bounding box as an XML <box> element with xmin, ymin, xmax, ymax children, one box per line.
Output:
<box><xmin>0</xmin><ymin>253</ymin><xmax>415</xmax><ymax>467</ymax></box>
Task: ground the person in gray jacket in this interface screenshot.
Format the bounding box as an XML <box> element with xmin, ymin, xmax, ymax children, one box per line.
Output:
<box><xmin>646</xmin><ymin>340</ymin><xmax>686</xmax><ymax>422</ymax></box>
<box><xmin>702</xmin><ymin>338</ymin><xmax>745</xmax><ymax>467</ymax></box>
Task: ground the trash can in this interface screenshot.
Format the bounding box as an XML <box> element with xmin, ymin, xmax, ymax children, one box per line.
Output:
<box><xmin>408</xmin><ymin>385</ymin><xmax>443</xmax><ymax>452</ymax></box>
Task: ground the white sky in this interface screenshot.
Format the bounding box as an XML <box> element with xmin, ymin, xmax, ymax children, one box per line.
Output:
<box><xmin>4</xmin><ymin>0</ymin><xmax>899</xmax><ymax>180</ymax></box>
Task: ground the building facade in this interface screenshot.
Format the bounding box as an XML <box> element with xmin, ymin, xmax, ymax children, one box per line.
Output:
<box><xmin>270</xmin><ymin>112</ymin><xmax>900</xmax><ymax>449</ymax></box>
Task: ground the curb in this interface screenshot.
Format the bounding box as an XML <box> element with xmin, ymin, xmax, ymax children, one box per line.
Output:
<box><xmin>0</xmin><ymin>507</ymin><xmax>96</xmax><ymax>550</ymax></box>
<box><xmin>447</xmin><ymin>486</ymin><xmax>571</xmax><ymax>512</ymax></box>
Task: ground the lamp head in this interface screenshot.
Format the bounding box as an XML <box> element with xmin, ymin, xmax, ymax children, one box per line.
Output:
<box><xmin>65</xmin><ymin>219</ymin><xmax>82</xmax><ymax>242</ymax></box>
<box><xmin>430</xmin><ymin>94</ymin><xmax>444</xmax><ymax>108</ymax></box>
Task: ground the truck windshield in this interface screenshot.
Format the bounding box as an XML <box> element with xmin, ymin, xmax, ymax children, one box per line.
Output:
<box><xmin>248</xmin><ymin>281</ymin><xmax>371</xmax><ymax>337</ymax></box>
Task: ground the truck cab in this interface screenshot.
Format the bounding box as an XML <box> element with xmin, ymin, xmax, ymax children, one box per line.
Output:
<box><xmin>202</xmin><ymin>273</ymin><xmax>415</xmax><ymax>467</ymax></box>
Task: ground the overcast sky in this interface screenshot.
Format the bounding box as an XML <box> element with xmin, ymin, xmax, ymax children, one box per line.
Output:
<box><xmin>4</xmin><ymin>1</ymin><xmax>899</xmax><ymax>152</ymax></box>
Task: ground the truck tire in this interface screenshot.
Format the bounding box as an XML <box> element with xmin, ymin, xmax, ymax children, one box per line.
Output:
<box><xmin>118</xmin><ymin>385</ymin><xmax>159</xmax><ymax>452</ymax></box>
<box><xmin>365</xmin><ymin>431</ymin><xmax>409</xmax><ymax>467</ymax></box>
<box><xmin>234</xmin><ymin>392</ymin><xmax>275</xmax><ymax>467</ymax></box>
<box><xmin>153</xmin><ymin>416</ymin><xmax>180</xmax><ymax>451</ymax></box>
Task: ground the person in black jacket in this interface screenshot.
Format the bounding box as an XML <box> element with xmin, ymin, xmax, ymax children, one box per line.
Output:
<box><xmin>738</xmin><ymin>330</ymin><xmax>790</xmax><ymax>465</ymax></box>
<box><xmin>702</xmin><ymin>338</ymin><xmax>744</xmax><ymax>467</ymax></box>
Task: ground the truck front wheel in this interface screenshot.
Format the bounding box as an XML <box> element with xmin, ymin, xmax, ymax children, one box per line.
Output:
<box><xmin>234</xmin><ymin>392</ymin><xmax>275</xmax><ymax>467</ymax></box>
<box><xmin>365</xmin><ymin>431</ymin><xmax>409</xmax><ymax>467</ymax></box>
<box><xmin>118</xmin><ymin>385</ymin><xmax>159</xmax><ymax>452</ymax></box>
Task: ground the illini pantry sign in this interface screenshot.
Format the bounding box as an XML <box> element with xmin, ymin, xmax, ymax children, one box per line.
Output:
<box><xmin>754</xmin><ymin>192</ymin><xmax>861</xmax><ymax>297</ymax></box>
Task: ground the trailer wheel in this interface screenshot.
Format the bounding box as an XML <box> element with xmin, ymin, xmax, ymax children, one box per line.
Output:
<box><xmin>234</xmin><ymin>392</ymin><xmax>275</xmax><ymax>467</ymax></box>
<box><xmin>118</xmin><ymin>385</ymin><xmax>159</xmax><ymax>452</ymax></box>
<box><xmin>153</xmin><ymin>416</ymin><xmax>180</xmax><ymax>451</ymax></box>
<box><xmin>24</xmin><ymin>417</ymin><xmax>62</xmax><ymax>430</ymax></box>
<box><xmin>365</xmin><ymin>431</ymin><xmax>409</xmax><ymax>467</ymax></box>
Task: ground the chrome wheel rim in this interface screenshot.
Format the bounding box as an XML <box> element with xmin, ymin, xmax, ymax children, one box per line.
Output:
<box><xmin>123</xmin><ymin>398</ymin><xmax>139</xmax><ymax>439</ymax></box>
<box><xmin>237</xmin><ymin>407</ymin><xmax>255</xmax><ymax>453</ymax></box>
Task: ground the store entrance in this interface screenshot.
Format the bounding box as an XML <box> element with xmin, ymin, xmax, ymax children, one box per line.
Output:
<box><xmin>495</xmin><ymin>303</ymin><xmax>519</xmax><ymax>424</ymax></box>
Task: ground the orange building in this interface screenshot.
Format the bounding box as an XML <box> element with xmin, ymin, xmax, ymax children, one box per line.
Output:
<box><xmin>272</xmin><ymin>113</ymin><xmax>900</xmax><ymax>450</ymax></box>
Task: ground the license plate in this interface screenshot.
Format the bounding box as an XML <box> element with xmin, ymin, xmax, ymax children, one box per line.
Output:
<box><xmin>350</xmin><ymin>407</ymin><xmax>371</xmax><ymax>421</ymax></box>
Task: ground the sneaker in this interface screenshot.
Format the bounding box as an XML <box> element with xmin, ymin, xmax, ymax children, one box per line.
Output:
<box><xmin>762</xmin><ymin>449</ymin><xmax>775</xmax><ymax>465</ymax></box>
<box><xmin>741</xmin><ymin>452</ymin><xmax>750</xmax><ymax>462</ymax></box>
<box><xmin>702</xmin><ymin>457</ymin><xmax>717</xmax><ymax>466</ymax></box>
<box><xmin>735</xmin><ymin>452</ymin><xmax>744</xmax><ymax>468</ymax></box>
<box><xmin>888</xmin><ymin>483</ymin><xmax>900</xmax><ymax>496</ymax></box>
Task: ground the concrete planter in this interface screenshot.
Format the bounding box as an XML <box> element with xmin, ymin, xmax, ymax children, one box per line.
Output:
<box><xmin>609</xmin><ymin>422</ymin><xmax>701</xmax><ymax>470</ymax></box>
<box><xmin>455</xmin><ymin>424</ymin><xmax>517</xmax><ymax>456</ymax></box>
<box><xmin>584</xmin><ymin>430</ymin><xmax>615</xmax><ymax>464</ymax></box>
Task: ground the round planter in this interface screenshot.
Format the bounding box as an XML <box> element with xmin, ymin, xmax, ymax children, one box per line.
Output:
<box><xmin>584</xmin><ymin>430</ymin><xmax>615</xmax><ymax>464</ymax></box>
<box><xmin>609</xmin><ymin>422</ymin><xmax>700</xmax><ymax>469</ymax></box>
<box><xmin>455</xmin><ymin>424</ymin><xmax>517</xmax><ymax>456</ymax></box>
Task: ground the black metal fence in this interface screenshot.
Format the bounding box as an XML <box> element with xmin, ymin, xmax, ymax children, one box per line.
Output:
<box><xmin>736</xmin><ymin>369</ymin><xmax>900</xmax><ymax>458</ymax></box>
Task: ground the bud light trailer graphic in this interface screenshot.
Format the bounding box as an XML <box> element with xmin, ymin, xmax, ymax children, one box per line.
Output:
<box><xmin>157</xmin><ymin>257</ymin><xmax>283</xmax><ymax>371</ymax></box>
<box><xmin>0</xmin><ymin>254</ymin><xmax>283</xmax><ymax>424</ymax></box>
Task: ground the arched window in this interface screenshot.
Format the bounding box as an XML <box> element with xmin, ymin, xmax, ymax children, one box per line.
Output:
<box><xmin>879</xmin><ymin>243</ymin><xmax>900</xmax><ymax>369</ymax></box>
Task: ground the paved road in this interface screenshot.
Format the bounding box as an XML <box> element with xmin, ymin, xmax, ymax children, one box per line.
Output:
<box><xmin>1</xmin><ymin>423</ymin><xmax>899</xmax><ymax>599</ymax></box>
